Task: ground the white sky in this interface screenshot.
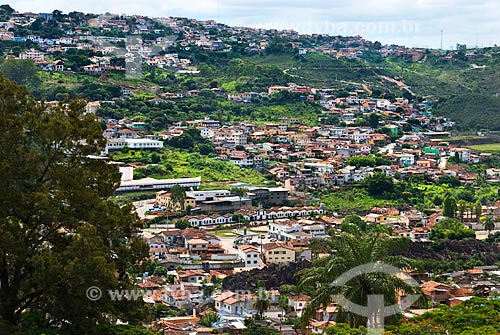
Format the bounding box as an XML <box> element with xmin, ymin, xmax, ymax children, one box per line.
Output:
<box><xmin>8</xmin><ymin>0</ymin><xmax>500</xmax><ymax>48</ymax></box>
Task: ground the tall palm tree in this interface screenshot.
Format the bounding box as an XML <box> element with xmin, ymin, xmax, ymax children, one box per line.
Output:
<box><xmin>457</xmin><ymin>200</ymin><xmax>467</xmax><ymax>222</ymax></box>
<box><xmin>298</xmin><ymin>225</ymin><xmax>420</xmax><ymax>328</ymax></box>
<box><xmin>253</xmin><ymin>297</ymin><xmax>271</xmax><ymax>318</ymax></box>
<box><xmin>483</xmin><ymin>215</ymin><xmax>496</xmax><ymax>236</ymax></box>
<box><xmin>475</xmin><ymin>202</ymin><xmax>482</xmax><ymax>224</ymax></box>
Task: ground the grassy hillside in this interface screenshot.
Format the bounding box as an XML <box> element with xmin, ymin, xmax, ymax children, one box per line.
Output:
<box><xmin>6</xmin><ymin>42</ymin><xmax>500</xmax><ymax>131</ymax></box>
<box><xmin>467</xmin><ymin>143</ymin><xmax>500</xmax><ymax>154</ymax></box>
<box><xmin>434</xmin><ymin>93</ymin><xmax>500</xmax><ymax>130</ymax></box>
<box><xmin>110</xmin><ymin>149</ymin><xmax>269</xmax><ymax>185</ymax></box>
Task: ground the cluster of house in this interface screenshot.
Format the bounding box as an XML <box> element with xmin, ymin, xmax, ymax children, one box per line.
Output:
<box><xmin>143</xmin><ymin>225</ymin><xmax>318</xmax><ymax>269</ymax></box>
<box><xmin>150</xmin><ymin>115</ymin><xmax>485</xmax><ymax>190</ymax></box>
<box><xmin>2</xmin><ymin>8</ymin><xmax>484</xmax><ymax>83</ymax></box>
<box><xmin>144</xmin><ymin>198</ymin><xmax>500</xmax><ymax>272</ymax></box>
<box><xmin>138</xmin><ymin>217</ymin><xmax>500</xmax><ymax>334</ymax></box>
<box><xmin>155</xmin><ymin>186</ymin><xmax>302</xmax><ymax>215</ymax></box>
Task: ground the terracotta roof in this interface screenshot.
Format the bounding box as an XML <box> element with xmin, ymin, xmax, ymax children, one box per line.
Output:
<box><xmin>187</xmin><ymin>238</ymin><xmax>208</xmax><ymax>245</ymax></box>
<box><xmin>421</xmin><ymin>281</ymin><xmax>450</xmax><ymax>295</ymax></box>
<box><xmin>181</xmin><ymin>228</ymin><xmax>206</xmax><ymax>239</ymax></box>
<box><xmin>238</xmin><ymin>245</ymin><xmax>259</xmax><ymax>253</ymax></box>
<box><xmin>289</xmin><ymin>295</ymin><xmax>310</xmax><ymax>302</ymax></box>
<box><xmin>224</xmin><ymin>297</ymin><xmax>240</xmax><ymax>305</ymax></box>
<box><xmin>262</xmin><ymin>242</ymin><xmax>295</xmax><ymax>251</ymax></box>
<box><xmin>467</xmin><ymin>268</ymin><xmax>483</xmax><ymax>275</ymax></box>
<box><xmin>214</xmin><ymin>291</ymin><xmax>236</xmax><ymax>302</ymax></box>
<box><xmin>178</xmin><ymin>270</ymin><xmax>205</xmax><ymax>278</ymax></box>
<box><xmin>138</xmin><ymin>281</ymin><xmax>161</xmax><ymax>288</ymax></box>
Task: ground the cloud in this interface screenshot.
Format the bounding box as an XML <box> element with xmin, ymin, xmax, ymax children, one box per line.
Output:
<box><xmin>9</xmin><ymin>0</ymin><xmax>500</xmax><ymax>47</ymax></box>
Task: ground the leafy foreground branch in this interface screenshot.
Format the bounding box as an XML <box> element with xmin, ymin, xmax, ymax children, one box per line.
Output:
<box><xmin>0</xmin><ymin>74</ymin><xmax>149</xmax><ymax>334</ymax></box>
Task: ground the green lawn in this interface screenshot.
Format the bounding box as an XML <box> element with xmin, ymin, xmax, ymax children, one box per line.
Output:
<box><xmin>211</xmin><ymin>229</ymin><xmax>237</xmax><ymax>237</ymax></box>
<box><xmin>447</xmin><ymin>135</ymin><xmax>484</xmax><ymax>141</ymax></box>
<box><xmin>467</xmin><ymin>143</ymin><xmax>500</xmax><ymax>154</ymax></box>
<box><xmin>319</xmin><ymin>188</ymin><xmax>402</xmax><ymax>213</ymax></box>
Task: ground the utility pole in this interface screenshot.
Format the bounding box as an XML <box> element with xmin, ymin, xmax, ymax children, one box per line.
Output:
<box><xmin>260</xmin><ymin>234</ymin><xmax>264</xmax><ymax>256</ymax></box>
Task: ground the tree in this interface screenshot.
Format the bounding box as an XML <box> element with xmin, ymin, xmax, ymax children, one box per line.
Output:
<box><xmin>475</xmin><ymin>202</ymin><xmax>482</xmax><ymax>223</ymax></box>
<box><xmin>298</xmin><ymin>229</ymin><xmax>420</xmax><ymax>328</ymax></box>
<box><xmin>150</xmin><ymin>152</ymin><xmax>161</xmax><ymax>164</ymax></box>
<box><xmin>0</xmin><ymin>59</ymin><xmax>40</xmax><ymax>91</ymax></box>
<box><xmin>385</xmin><ymin>297</ymin><xmax>500</xmax><ymax>335</ymax></box>
<box><xmin>341</xmin><ymin>214</ymin><xmax>367</xmax><ymax>232</ymax></box>
<box><xmin>437</xmin><ymin>175</ymin><xmax>461</xmax><ymax>187</ymax></box>
<box><xmin>0</xmin><ymin>75</ymin><xmax>149</xmax><ymax>334</ymax></box>
<box><xmin>347</xmin><ymin>155</ymin><xmax>376</xmax><ymax>168</ymax></box>
<box><xmin>199</xmin><ymin>312</ymin><xmax>220</xmax><ymax>327</ymax></box>
<box><xmin>443</xmin><ymin>196</ymin><xmax>458</xmax><ymax>218</ymax></box>
<box><xmin>325</xmin><ymin>323</ymin><xmax>366</xmax><ymax>335</ymax></box>
<box><xmin>170</xmin><ymin>185</ymin><xmax>186</xmax><ymax>210</ymax></box>
<box><xmin>174</xmin><ymin>219</ymin><xmax>190</xmax><ymax>230</ymax></box>
<box><xmin>457</xmin><ymin>200</ymin><xmax>467</xmax><ymax>222</ymax></box>
<box><xmin>153</xmin><ymin>303</ymin><xmax>169</xmax><ymax>319</ymax></box>
<box><xmin>242</xmin><ymin>319</ymin><xmax>280</xmax><ymax>335</ymax></box>
<box><xmin>368</xmin><ymin>113</ymin><xmax>380</xmax><ymax>128</ymax></box>
<box><xmin>253</xmin><ymin>297</ymin><xmax>271</xmax><ymax>318</ymax></box>
<box><xmin>231</xmin><ymin>187</ymin><xmax>248</xmax><ymax>198</ymax></box>
<box><xmin>483</xmin><ymin>215</ymin><xmax>496</xmax><ymax>236</ymax></box>
<box><xmin>429</xmin><ymin>218</ymin><xmax>476</xmax><ymax>241</ymax></box>
<box><xmin>363</xmin><ymin>172</ymin><xmax>395</xmax><ymax>197</ymax></box>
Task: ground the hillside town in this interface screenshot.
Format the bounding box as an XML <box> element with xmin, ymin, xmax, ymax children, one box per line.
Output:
<box><xmin>2</xmin><ymin>4</ymin><xmax>500</xmax><ymax>335</ymax></box>
<box><xmin>0</xmin><ymin>8</ymin><xmax>483</xmax><ymax>78</ymax></box>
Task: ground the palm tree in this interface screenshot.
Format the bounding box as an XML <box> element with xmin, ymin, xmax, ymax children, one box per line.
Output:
<box><xmin>199</xmin><ymin>311</ymin><xmax>220</xmax><ymax>327</ymax></box>
<box><xmin>457</xmin><ymin>200</ymin><xmax>467</xmax><ymax>222</ymax></box>
<box><xmin>475</xmin><ymin>202</ymin><xmax>482</xmax><ymax>224</ymax></box>
<box><xmin>298</xmin><ymin>225</ymin><xmax>421</xmax><ymax>329</ymax></box>
<box><xmin>483</xmin><ymin>215</ymin><xmax>496</xmax><ymax>236</ymax></box>
<box><xmin>253</xmin><ymin>297</ymin><xmax>271</xmax><ymax>319</ymax></box>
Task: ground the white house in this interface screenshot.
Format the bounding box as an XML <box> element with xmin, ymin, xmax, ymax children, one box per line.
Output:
<box><xmin>238</xmin><ymin>245</ymin><xmax>261</xmax><ymax>268</ymax></box>
<box><xmin>19</xmin><ymin>49</ymin><xmax>45</xmax><ymax>61</ymax></box>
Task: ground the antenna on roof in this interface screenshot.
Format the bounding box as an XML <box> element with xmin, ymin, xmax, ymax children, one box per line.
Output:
<box><xmin>440</xmin><ymin>29</ymin><xmax>443</xmax><ymax>50</ymax></box>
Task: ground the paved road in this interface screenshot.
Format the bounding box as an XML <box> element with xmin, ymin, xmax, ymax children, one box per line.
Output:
<box><xmin>133</xmin><ymin>199</ymin><xmax>157</xmax><ymax>220</ymax></box>
<box><xmin>219</xmin><ymin>227</ymin><xmax>272</xmax><ymax>254</ymax></box>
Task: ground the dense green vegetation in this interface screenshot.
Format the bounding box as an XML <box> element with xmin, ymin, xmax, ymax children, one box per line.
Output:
<box><xmin>324</xmin><ymin>298</ymin><xmax>500</xmax><ymax>334</ymax></box>
<box><xmin>435</xmin><ymin>93</ymin><xmax>500</xmax><ymax>130</ymax></box>
<box><xmin>319</xmin><ymin>176</ymin><xmax>500</xmax><ymax>214</ymax></box>
<box><xmin>0</xmin><ymin>75</ymin><xmax>149</xmax><ymax>334</ymax></box>
<box><xmin>385</xmin><ymin>297</ymin><xmax>500</xmax><ymax>335</ymax></box>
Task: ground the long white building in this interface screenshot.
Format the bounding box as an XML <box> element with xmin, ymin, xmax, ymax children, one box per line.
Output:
<box><xmin>105</xmin><ymin>138</ymin><xmax>163</xmax><ymax>154</ymax></box>
<box><xmin>116</xmin><ymin>176</ymin><xmax>201</xmax><ymax>192</ymax></box>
